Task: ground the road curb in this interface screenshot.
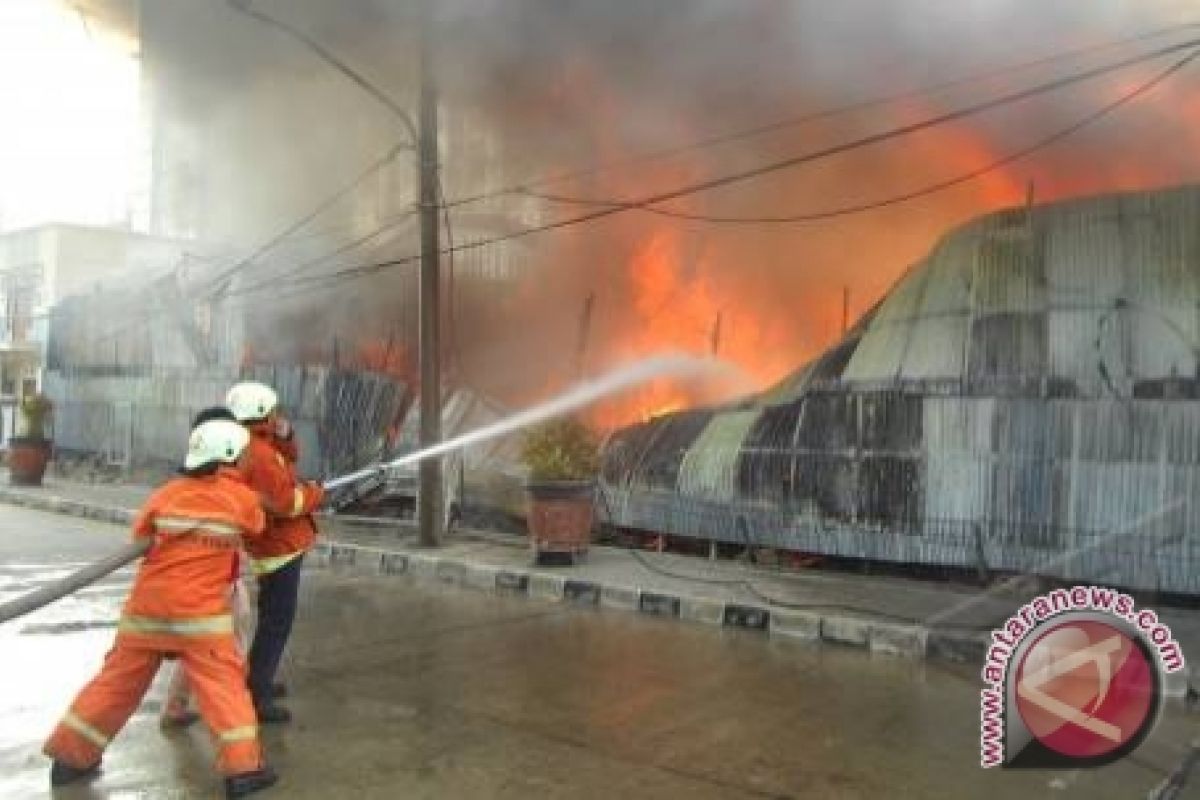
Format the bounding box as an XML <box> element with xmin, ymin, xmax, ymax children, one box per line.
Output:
<box><xmin>4</xmin><ymin>487</ymin><xmax>1196</xmax><ymax>696</ymax></box>
<box><xmin>0</xmin><ymin>485</ymin><xmax>135</xmax><ymax>526</ymax></box>
<box><xmin>305</xmin><ymin>538</ymin><xmax>993</xmax><ymax>668</ymax></box>
<box><xmin>295</xmin><ymin>554</ymin><xmax>1200</xmax><ymax>697</ymax></box>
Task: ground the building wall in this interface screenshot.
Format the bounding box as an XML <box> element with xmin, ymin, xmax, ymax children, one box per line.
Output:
<box><xmin>0</xmin><ymin>224</ymin><xmax>207</xmax><ymax>391</ymax></box>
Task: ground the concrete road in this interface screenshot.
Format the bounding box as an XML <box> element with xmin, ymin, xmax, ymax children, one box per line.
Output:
<box><xmin>0</xmin><ymin>505</ymin><xmax>1194</xmax><ymax>799</ymax></box>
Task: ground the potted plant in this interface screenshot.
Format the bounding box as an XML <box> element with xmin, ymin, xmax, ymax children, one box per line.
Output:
<box><xmin>520</xmin><ymin>417</ymin><xmax>599</xmax><ymax>565</ymax></box>
<box><xmin>7</xmin><ymin>393</ymin><xmax>53</xmax><ymax>486</ymax></box>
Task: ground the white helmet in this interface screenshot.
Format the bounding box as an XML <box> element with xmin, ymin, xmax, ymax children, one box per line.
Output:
<box><xmin>226</xmin><ymin>381</ymin><xmax>279</xmax><ymax>423</ymax></box>
<box><xmin>185</xmin><ymin>419</ymin><xmax>250</xmax><ymax>470</ymax></box>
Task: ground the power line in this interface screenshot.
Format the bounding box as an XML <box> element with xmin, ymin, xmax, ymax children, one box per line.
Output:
<box><xmin>201</xmin><ymin>144</ymin><xmax>407</xmax><ymax>298</ymax></box>
<box><xmin>77</xmin><ymin>210</ymin><xmax>419</xmax><ymax>350</ymax></box>
<box><xmin>225</xmin><ymin>0</ymin><xmax>418</xmax><ymax>145</ymax></box>
<box><xmin>441</xmin><ymin>21</ymin><xmax>1200</xmax><ymax>210</ymax></box>
<box><xmin>231</xmin><ymin>208</ymin><xmax>418</xmax><ymax>296</ymax></box>
<box><xmin>205</xmin><ymin>0</ymin><xmax>442</xmax><ymax>297</ymax></box>
<box><xmin>522</xmin><ymin>48</ymin><xmax>1200</xmax><ymax>224</ymax></box>
<box><xmin>209</xmin><ymin>10</ymin><xmax>1196</xmax><ymax>288</ymax></box>
<box><xmin>226</xmin><ymin>33</ymin><xmax>1200</xmax><ymax>296</ymax></box>
<box><xmin>497</xmin><ymin>37</ymin><xmax>1200</xmax><ymax>219</ymax></box>
<box><xmin>73</xmin><ymin>32</ymin><xmax>1200</xmax><ymax>344</ymax></box>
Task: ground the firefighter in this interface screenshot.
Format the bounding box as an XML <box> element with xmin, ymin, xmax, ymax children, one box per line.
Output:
<box><xmin>44</xmin><ymin>419</ymin><xmax>278</xmax><ymax>799</ymax></box>
<box><xmin>225</xmin><ymin>381</ymin><xmax>324</xmax><ymax>723</ymax></box>
<box><xmin>161</xmin><ymin>406</ymin><xmax>257</xmax><ymax>729</ymax></box>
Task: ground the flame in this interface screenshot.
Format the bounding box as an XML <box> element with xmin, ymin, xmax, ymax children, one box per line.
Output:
<box><xmin>465</xmin><ymin>60</ymin><xmax>1200</xmax><ymax>434</ymax></box>
<box><xmin>586</xmin><ymin>228</ymin><xmax>803</xmax><ymax>429</ymax></box>
<box><xmin>354</xmin><ymin>339</ymin><xmax>413</xmax><ymax>382</ymax></box>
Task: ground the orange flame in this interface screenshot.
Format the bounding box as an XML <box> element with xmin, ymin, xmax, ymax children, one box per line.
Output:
<box><xmin>587</xmin><ymin>229</ymin><xmax>803</xmax><ymax>429</ymax></box>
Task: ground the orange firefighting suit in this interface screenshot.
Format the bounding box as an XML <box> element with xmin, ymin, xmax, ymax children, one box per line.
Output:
<box><xmin>241</xmin><ymin>422</ymin><xmax>322</xmax><ymax>574</ymax></box>
<box><xmin>44</xmin><ymin>470</ymin><xmax>268</xmax><ymax>776</ymax></box>
<box><xmin>239</xmin><ymin>423</ymin><xmax>323</xmax><ymax>705</ymax></box>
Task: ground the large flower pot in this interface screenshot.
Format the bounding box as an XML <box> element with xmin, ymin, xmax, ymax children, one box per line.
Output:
<box><xmin>525</xmin><ymin>480</ymin><xmax>594</xmax><ymax>565</ymax></box>
<box><xmin>7</xmin><ymin>437</ymin><xmax>52</xmax><ymax>486</ymax></box>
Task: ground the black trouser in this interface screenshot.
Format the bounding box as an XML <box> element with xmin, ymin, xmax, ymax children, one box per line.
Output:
<box><xmin>247</xmin><ymin>555</ymin><xmax>304</xmax><ymax>706</ymax></box>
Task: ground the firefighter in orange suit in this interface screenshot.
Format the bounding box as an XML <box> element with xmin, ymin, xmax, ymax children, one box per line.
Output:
<box><xmin>225</xmin><ymin>381</ymin><xmax>324</xmax><ymax>723</ymax></box>
<box><xmin>44</xmin><ymin>419</ymin><xmax>279</xmax><ymax>799</ymax></box>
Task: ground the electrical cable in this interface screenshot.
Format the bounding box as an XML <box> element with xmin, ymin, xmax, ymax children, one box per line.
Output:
<box><xmin>442</xmin><ymin>21</ymin><xmax>1200</xmax><ymax>210</ymax></box>
<box><xmin>212</xmin><ymin>35</ymin><xmax>1200</xmax><ymax>301</ymax></box>
<box><xmin>231</xmin><ymin>208</ymin><xmax>418</xmax><ymax>297</ymax></box>
<box><xmin>70</xmin><ymin>32</ymin><xmax>1200</xmax><ymax>346</ymax></box>
<box><xmin>70</xmin><ymin>19</ymin><xmax>1198</xmax><ymax>353</ymax></box>
<box><xmin>500</xmin><ymin>40</ymin><xmax>1200</xmax><ymax>220</ymax></box>
<box><xmin>202</xmin><ymin>144</ymin><xmax>407</xmax><ymax>297</ymax></box>
<box><xmin>520</xmin><ymin>47</ymin><xmax>1200</xmax><ymax>223</ymax></box>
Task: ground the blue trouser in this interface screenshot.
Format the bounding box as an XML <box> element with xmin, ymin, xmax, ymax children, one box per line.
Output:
<box><xmin>247</xmin><ymin>555</ymin><xmax>303</xmax><ymax>706</ymax></box>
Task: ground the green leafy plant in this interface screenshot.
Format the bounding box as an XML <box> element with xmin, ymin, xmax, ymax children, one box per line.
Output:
<box><xmin>17</xmin><ymin>393</ymin><xmax>53</xmax><ymax>441</ymax></box>
<box><xmin>520</xmin><ymin>418</ymin><xmax>600</xmax><ymax>482</ymax></box>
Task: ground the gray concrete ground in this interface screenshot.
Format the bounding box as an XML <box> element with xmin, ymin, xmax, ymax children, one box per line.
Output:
<box><xmin>0</xmin><ymin>505</ymin><xmax>1197</xmax><ymax>799</ymax></box>
<box><xmin>4</xmin><ymin>472</ymin><xmax>1200</xmax><ymax>689</ymax></box>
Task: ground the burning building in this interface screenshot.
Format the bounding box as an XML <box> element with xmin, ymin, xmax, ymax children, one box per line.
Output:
<box><xmin>599</xmin><ymin>184</ymin><xmax>1200</xmax><ymax>596</ymax></box>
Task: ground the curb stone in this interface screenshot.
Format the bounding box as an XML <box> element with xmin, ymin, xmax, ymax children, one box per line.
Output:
<box><xmin>600</xmin><ymin>585</ymin><xmax>641</xmax><ymax>612</ymax></box>
<box><xmin>680</xmin><ymin>596</ymin><xmax>725</xmax><ymax>626</ymax></box>
<box><xmin>530</xmin><ymin>573</ymin><xmax>567</xmax><ymax>602</ymax></box>
<box><xmin>464</xmin><ymin>563</ymin><xmax>502</xmax><ymax>592</ymax></box>
<box><xmin>769</xmin><ymin>608</ymin><xmax>822</xmax><ymax>641</ymax></box>
<box><xmin>7</xmin><ymin>488</ymin><xmax>1200</xmax><ymax>696</ymax></box>
<box><xmin>926</xmin><ymin>628</ymin><xmax>989</xmax><ymax>664</ymax></box>
<box><xmin>868</xmin><ymin>622</ymin><xmax>928</xmax><ymax>659</ymax></box>
<box><xmin>821</xmin><ymin>615</ymin><xmax>871</xmax><ymax>648</ymax></box>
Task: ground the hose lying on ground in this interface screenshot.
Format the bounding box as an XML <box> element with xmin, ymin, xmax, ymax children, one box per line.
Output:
<box><xmin>0</xmin><ymin>538</ymin><xmax>150</xmax><ymax>624</ymax></box>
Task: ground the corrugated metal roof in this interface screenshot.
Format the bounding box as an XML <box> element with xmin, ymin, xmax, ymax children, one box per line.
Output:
<box><xmin>805</xmin><ymin>185</ymin><xmax>1200</xmax><ymax>396</ymax></box>
<box><xmin>598</xmin><ymin>185</ymin><xmax>1200</xmax><ymax>595</ymax></box>
<box><xmin>678</xmin><ymin>410</ymin><xmax>758</xmax><ymax>500</ymax></box>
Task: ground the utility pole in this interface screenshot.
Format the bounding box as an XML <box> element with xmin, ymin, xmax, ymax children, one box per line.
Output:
<box><xmin>417</xmin><ymin>2</ymin><xmax>442</xmax><ymax>548</ymax></box>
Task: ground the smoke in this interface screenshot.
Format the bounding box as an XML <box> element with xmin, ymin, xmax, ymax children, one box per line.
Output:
<box><xmin>140</xmin><ymin>1</ymin><xmax>1200</xmax><ymax>421</ymax></box>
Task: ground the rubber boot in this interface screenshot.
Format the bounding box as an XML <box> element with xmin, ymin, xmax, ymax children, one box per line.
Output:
<box><xmin>254</xmin><ymin>702</ymin><xmax>292</xmax><ymax>725</ymax></box>
<box><xmin>225</xmin><ymin>766</ymin><xmax>278</xmax><ymax>799</ymax></box>
<box><xmin>50</xmin><ymin>759</ymin><xmax>101</xmax><ymax>787</ymax></box>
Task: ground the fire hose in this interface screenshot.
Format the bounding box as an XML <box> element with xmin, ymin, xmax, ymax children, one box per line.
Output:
<box><xmin>0</xmin><ymin>538</ymin><xmax>151</xmax><ymax>624</ymax></box>
<box><xmin>0</xmin><ymin>355</ymin><xmax>720</xmax><ymax>626</ymax></box>
<box><xmin>0</xmin><ymin>446</ymin><xmax>449</xmax><ymax>625</ymax></box>
<box><xmin>0</xmin><ymin>472</ymin><xmax>350</xmax><ymax>625</ymax></box>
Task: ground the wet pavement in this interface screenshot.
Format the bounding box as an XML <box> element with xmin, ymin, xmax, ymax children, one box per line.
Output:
<box><xmin>0</xmin><ymin>505</ymin><xmax>1196</xmax><ymax>799</ymax></box>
